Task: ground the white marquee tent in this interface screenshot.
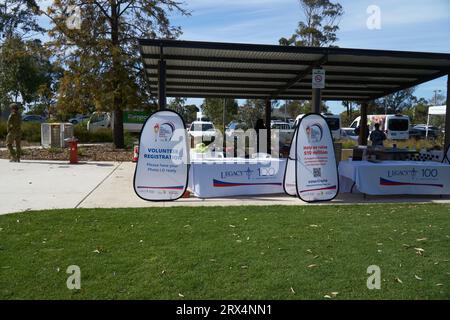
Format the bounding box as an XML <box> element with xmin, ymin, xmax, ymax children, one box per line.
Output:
<box><xmin>426</xmin><ymin>105</ymin><xmax>446</xmax><ymax>138</ymax></box>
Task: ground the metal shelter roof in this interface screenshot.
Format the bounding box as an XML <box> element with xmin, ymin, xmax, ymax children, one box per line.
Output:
<box><xmin>139</xmin><ymin>39</ymin><xmax>450</xmax><ymax>102</ymax></box>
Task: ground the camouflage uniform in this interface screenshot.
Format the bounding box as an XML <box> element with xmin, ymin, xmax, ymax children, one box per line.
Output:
<box><xmin>6</xmin><ymin>105</ymin><xmax>22</xmax><ymax>162</ymax></box>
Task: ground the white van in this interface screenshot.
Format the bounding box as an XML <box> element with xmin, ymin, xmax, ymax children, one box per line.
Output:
<box><xmin>350</xmin><ymin>114</ymin><xmax>410</xmax><ymax>140</ymax></box>
<box><xmin>293</xmin><ymin>113</ymin><xmax>341</xmax><ymax>140</ymax></box>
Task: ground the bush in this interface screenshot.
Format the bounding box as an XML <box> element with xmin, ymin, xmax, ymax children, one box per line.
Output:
<box><xmin>0</xmin><ymin>121</ymin><xmax>41</xmax><ymax>143</ymax></box>
<box><xmin>73</xmin><ymin>124</ymin><xmax>112</xmax><ymax>143</ymax></box>
<box><xmin>21</xmin><ymin>122</ymin><xmax>41</xmax><ymax>142</ymax></box>
<box><xmin>0</xmin><ymin>121</ymin><xmax>6</xmax><ymax>140</ymax></box>
<box><xmin>89</xmin><ymin>128</ymin><xmax>113</xmax><ymax>143</ymax></box>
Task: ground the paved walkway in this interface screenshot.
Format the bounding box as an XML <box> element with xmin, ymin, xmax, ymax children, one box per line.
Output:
<box><xmin>1</xmin><ymin>159</ymin><xmax>449</xmax><ymax>215</ymax></box>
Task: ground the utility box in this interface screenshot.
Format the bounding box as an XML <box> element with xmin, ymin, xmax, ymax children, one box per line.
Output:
<box><xmin>41</xmin><ymin>123</ymin><xmax>74</xmax><ymax>148</ymax></box>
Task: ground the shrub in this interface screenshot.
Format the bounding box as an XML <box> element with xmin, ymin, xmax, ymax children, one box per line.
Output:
<box><xmin>73</xmin><ymin>124</ymin><xmax>112</xmax><ymax>143</ymax></box>
<box><xmin>21</xmin><ymin>122</ymin><xmax>41</xmax><ymax>142</ymax></box>
<box><xmin>89</xmin><ymin>128</ymin><xmax>113</xmax><ymax>143</ymax></box>
<box><xmin>0</xmin><ymin>121</ymin><xmax>6</xmax><ymax>140</ymax></box>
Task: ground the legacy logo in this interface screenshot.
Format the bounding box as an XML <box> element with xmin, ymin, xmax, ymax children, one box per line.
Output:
<box><xmin>221</xmin><ymin>167</ymin><xmax>254</xmax><ymax>180</ymax></box>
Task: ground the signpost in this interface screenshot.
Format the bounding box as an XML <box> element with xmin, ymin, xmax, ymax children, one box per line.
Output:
<box><xmin>312</xmin><ymin>69</ymin><xmax>325</xmax><ymax>89</ymax></box>
<box><xmin>284</xmin><ymin>113</ymin><xmax>339</xmax><ymax>202</ymax></box>
<box><xmin>134</xmin><ymin>110</ymin><xmax>189</xmax><ymax>201</ymax></box>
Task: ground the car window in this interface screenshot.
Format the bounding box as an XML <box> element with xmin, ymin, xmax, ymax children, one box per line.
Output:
<box><xmin>388</xmin><ymin>119</ymin><xmax>409</xmax><ymax>131</ymax></box>
<box><xmin>191</xmin><ymin>123</ymin><xmax>214</xmax><ymax>131</ymax></box>
<box><xmin>325</xmin><ymin>118</ymin><xmax>340</xmax><ymax>131</ymax></box>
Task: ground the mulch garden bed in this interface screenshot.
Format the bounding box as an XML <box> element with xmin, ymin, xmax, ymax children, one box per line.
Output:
<box><xmin>0</xmin><ymin>143</ymin><xmax>133</xmax><ymax>162</ymax></box>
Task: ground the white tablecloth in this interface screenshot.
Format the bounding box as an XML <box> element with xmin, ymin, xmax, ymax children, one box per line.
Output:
<box><xmin>188</xmin><ymin>158</ymin><xmax>287</xmax><ymax>198</ymax></box>
<box><xmin>338</xmin><ymin>160</ymin><xmax>450</xmax><ymax>195</ymax></box>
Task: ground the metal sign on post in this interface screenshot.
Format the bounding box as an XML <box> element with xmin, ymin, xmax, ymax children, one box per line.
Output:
<box><xmin>312</xmin><ymin>69</ymin><xmax>326</xmax><ymax>89</ymax></box>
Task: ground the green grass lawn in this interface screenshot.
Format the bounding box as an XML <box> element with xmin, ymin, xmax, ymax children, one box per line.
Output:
<box><xmin>0</xmin><ymin>204</ymin><xmax>448</xmax><ymax>300</ymax></box>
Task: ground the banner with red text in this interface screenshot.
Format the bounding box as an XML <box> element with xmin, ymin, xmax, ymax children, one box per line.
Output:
<box><xmin>286</xmin><ymin>113</ymin><xmax>339</xmax><ymax>202</ymax></box>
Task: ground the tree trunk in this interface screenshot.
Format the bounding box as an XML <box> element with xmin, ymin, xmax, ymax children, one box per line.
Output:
<box><xmin>111</xmin><ymin>1</ymin><xmax>124</xmax><ymax>148</ymax></box>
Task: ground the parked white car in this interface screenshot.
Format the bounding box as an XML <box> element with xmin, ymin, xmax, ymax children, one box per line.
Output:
<box><xmin>188</xmin><ymin>120</ymin><xmax>217</xmax><ymax>147</ymax></box>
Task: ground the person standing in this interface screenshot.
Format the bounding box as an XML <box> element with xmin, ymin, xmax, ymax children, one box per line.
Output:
<box><xmin>6</xmin><ymin>103</ymin><xmax>22</xmax><ymax>162</ymax></box>
<box><xmin>254</xmin><ymin>118</ymin><xmax>266</xmax><ymax>154</ymax></box>
<box><xmin>370</xmin><ymin>123</ymin><xmax>387</xmax><ymax>147</ymax></box>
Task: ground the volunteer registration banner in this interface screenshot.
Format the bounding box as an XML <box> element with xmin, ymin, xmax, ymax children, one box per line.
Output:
<box><xmin>284</xmin><ymin>113</ymin><xmax>339</xmax><ymax>202</ymax></box>
<box><xmin>134</xmin><ymin>110</ymin><xmax>189</xmax><ymax>201</ymax></box>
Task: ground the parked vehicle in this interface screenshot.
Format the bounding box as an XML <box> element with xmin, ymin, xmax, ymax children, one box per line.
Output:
<box><xmin>87</xmin><ymin>111</ymin><xmax>150</xmax><ymax>133</ymax></box>
<box><xmin>22</xmin><ymin>114</ymin><xmax>46</xmax><ymax>123</ymax></box>
<box><xmin>409</xmin><ymin>124</ymin><xmax>440</xmax><ymax>139</ymax></box>
<box><xmin>293</xmin><ymin>113</ymin><xmax>341</xmax><ymax>140</ymax></box>
<box><xmin>68</xmin><ymin>115</ymin><xmax>90</xmax><ymax>124</ymax></box>
<box><xmin>188</xmin><ymin>120</ymin><xmax>217</xmax><ymax>147</ymax></box>
<box><xmin>225</xmin><ymin>121</ymin><xmax>249</xmax><ymax>137</ymax></box>
<box><xmin>349</xmin><ymin>114</ymin><xmax>410</xmax><ymax>140</ymax></box>
<box><xmin>271</xmin><ymin>120</ymin><xmax>295</xmax><ymax>146</ymax></box>
<box><xmin>341</xmin><ymin>128</ymin><xmax>359</xmax><ymax>142</ymax></box>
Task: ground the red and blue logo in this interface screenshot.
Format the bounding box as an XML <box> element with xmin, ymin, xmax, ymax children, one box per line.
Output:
<box><xmin>380</xmin><ymin>178</ymin><xmax>443</xmax><ymax>188</ymax></box>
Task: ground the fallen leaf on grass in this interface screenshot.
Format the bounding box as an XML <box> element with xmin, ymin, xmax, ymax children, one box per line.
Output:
<box><xmin>414</xmin><ymin>248</ymin><xmax>425</xmax><ymax>256</ymax></box>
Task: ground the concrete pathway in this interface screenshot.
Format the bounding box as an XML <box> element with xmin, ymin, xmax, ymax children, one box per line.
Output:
<box><xmin>1</xmin><ymin>159</ymin><xmax>449</xmax><ymax>215</ymax></box>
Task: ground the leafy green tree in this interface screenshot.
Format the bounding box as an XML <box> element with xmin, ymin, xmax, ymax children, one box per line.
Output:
<box><xmin>373</xmin><ymin>88</ymin><xmax>417</xmax><ymax>114</ymax></box>
<box><xmin>201</xmin><ymin>98</ymin><xmax>238</xmax><ymax>130</ymax></box>
<box><xmin>167</xmin><ymin>97</ymin><xmax>199</xmax><ymax>124</ymax></box>
<box><xmin>0</xmin><ymin>0</ymin><xmax>43</xmax><ymax>40</ymax></box>
<box><xmin>45</xmin><ymin>1</ymin><xmax>189</xmax><ymax>148</ymax></box>
<box><xmin>0</xmin><ymin>37</ymin><xmax>58</xmax><ymax>114</ymax></box>
<box><xmin>279</xmin><ymin>0</ymin><xmax>344</xmax><ymax>47</ymax></box>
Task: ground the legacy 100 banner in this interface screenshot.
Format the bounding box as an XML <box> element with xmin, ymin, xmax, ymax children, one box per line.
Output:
<box><xmin>284</xmin><ymin>113</ymin><xmax>339</xmax><ymax>202</ymax></box>
<box><xmin>133</xmin><ymin>110</ymin><xmax>189</xmax><ymax>201</ymax></box>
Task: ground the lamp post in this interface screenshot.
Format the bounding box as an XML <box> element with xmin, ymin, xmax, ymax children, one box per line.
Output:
<box><xmin>433</xmin><ymin>89</ymin><xmax>442</xmax><ymax>105</ymax></box>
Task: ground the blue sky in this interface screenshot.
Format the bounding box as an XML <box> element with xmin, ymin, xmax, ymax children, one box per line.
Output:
<box><xmin>169</xmin><ymin>0</ymin><xmax>450</xmax><ymax>113</ymax></box>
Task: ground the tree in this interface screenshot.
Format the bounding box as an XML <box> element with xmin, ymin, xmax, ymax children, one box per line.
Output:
<box><xmin>167</xmin><ymin>97</ymin><xmax>199</xmax><ymax>124</ymax></box>
<box><xmin>279</xmin><ymin>0</ymin><xmax>343</xmax><ymax>47</ymax></box>
<box><xmin>45</xmin><ymin>1</ymin><xmax>189</xmax><ymax>148</ymax></box>
<box><xmin>374</xmin><ymin>88</ymin><xmax>417</xmax><ymax>114</ymax></box>
<box><xmin>201</xmin><ymin>98</ymin><xmax>238</xmax><ymax>130</ymax></box>
<box><xmin>0</xmin><ymin>37</ymin><xmax>58</xmax><ymax>113</ymax></box>
<box><xmin>236</xmin><ymin>99</ymin><xmax>266</xmax><ymax>129</ymax></box>
<box><xmin>0</xmin><ymin>0</ymin><xmax>44</xmax><ymax>41</ymax></box>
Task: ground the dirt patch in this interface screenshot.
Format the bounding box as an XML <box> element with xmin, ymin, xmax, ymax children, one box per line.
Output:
<box><xmin>0</xmin><ymin>143</ymin><xmax>133</xmax><ymax>162</ymax></box>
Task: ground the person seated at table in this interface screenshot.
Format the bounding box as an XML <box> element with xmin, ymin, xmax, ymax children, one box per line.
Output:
<box><xmin>370</xmin><ymin>123</ymin><xmax>387</xmax><ymax>147</ymax></box>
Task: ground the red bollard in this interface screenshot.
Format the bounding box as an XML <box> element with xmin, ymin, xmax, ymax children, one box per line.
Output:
<box><xmin>68</xmin><ymin>138</ymin><xmax>78</xmax><ymax>164</ymax></box>
<box><xmin>132</xmin><ymin>144</ymin><xmax>139</xmax><ymax>162</ymax></box>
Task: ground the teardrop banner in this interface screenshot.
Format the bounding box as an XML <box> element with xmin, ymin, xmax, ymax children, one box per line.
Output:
<box><xmin>284</xmin><ymin>113</ymin><xmax>339</xmax><ymax>202</ymax></box>
<box><xmin>443</xmin><ymin>146</ymin><xmax>450</xmax><ymax>164</ymax></box>
<box><xmin>133</xmin><ymin>110</ymin><xmax>189</xmax><ymax>201</ymax></box>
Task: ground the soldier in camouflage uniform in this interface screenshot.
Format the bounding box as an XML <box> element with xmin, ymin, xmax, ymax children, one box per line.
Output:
<box><xmin>6</xmin><ymin>103</ymin><xmax>22</xmax><ymax>162</ymax></box>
